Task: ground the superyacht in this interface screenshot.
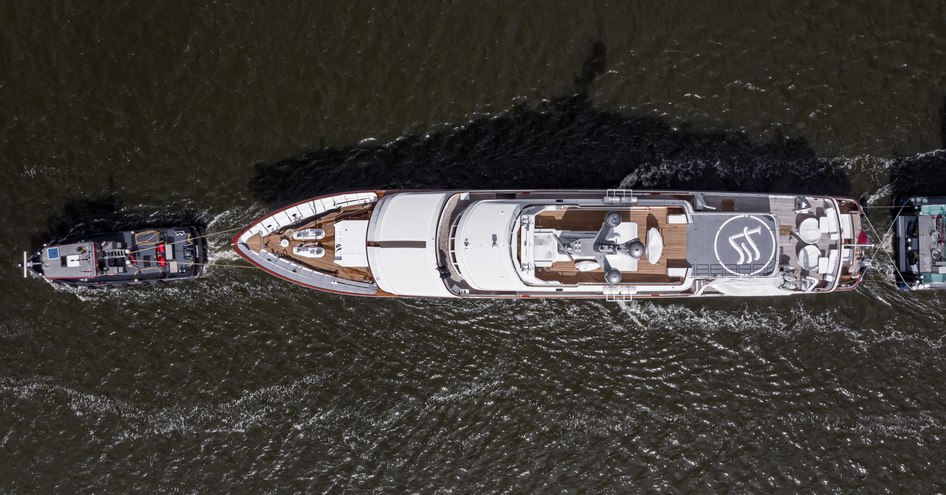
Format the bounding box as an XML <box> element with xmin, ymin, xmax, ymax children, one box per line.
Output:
<box><xmin>233</xmin><ymin>190</ymin><xmax>869</xmax><ymax>299</ymax></box>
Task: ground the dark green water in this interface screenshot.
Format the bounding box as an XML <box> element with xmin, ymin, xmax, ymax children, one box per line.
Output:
<box><xmin>2</xmin><ymin>2</ymin><xmax>946</xmax><ymax>492</ymax></box>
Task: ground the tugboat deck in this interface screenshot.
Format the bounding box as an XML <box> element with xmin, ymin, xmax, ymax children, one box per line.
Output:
<box><xmin>26</xmin><ymin>226</ymin><xmax>206</xmax><ymax>287</ymax></box>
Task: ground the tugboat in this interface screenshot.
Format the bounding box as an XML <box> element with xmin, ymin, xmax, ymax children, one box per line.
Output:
<box><xmin>23</xmin><ymin>227</ymin><xmax>207</xmax><ymax>288</ymax></box>
<box><xmin>233</xmin><ymin>189</ymin><xmax>870</xmax><ymax>299</ymax></box>
<box><xmin>893</xmin><ymin>196</ymin><xmax>946</xmax><ymax>290</ymax></box>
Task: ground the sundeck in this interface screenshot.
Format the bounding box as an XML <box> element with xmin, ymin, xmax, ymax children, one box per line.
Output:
<box><xmin>233</xmin><ymin>190</ymin><xmax>869</xmax><ymax>299</ymax></box>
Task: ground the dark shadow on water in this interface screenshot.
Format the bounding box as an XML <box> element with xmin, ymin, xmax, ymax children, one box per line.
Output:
<box><xmin>250</xmin><ymin>98</ymin><xmax>853</xmax><ymax>206</ymax></box>
<box><xmin>886</xmin><ymin>96</ymin><xmax>946</xmax><ymax>199</ymax></box>
<box><xmin>941</xmin><ymin>95</ymin><xmax>945</xmax><ymax>149</ymax></box>
<box><xmin>250</xmin><ymin>42</ymin><xmax>853</xmax><ymax>206</ymax></box>
<box><xmin>31</xmin><ymin>193</ymin><xmax>207</xmax><ymax>250</ymax></box>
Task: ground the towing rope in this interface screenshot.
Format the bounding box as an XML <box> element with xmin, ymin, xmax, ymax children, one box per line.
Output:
<box><xmin>859</xmin><ymin>202</ymin><xmax>909</xmax><ymax>280</ymax></box>
<box><xmin>124</xmin><ymin>226</ymin><xmax>245</xmax><ymax>257</ymax></box>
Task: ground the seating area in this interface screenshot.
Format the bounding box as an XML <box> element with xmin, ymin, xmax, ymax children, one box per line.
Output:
<box><xmin>531</xmin><ymin>222</ymin><xmax>666</xmax><ymax>274</ymax></box>
<box><xmin>525</xmin><ymin>206</ymin><xmax>687</xmax><ymax>285</ymax></box>
<box><xmin>787</xmin><ymin>204</ymin><xmax>857</xmax><ymax>288</ymax></box>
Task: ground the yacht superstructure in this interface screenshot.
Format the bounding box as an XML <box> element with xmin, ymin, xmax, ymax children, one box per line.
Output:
<box><xmin>233</xmin><ymin>190</ymin><xmax>869</xmax><ymax>299</ymax></box>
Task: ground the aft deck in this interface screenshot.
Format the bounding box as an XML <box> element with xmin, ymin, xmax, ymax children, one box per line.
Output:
<box><xmin>771</xmin><ymin>196</ymin><xmax>859</xmax><ymax>291</ymax></box>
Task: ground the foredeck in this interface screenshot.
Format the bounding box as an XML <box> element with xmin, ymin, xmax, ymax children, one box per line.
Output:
<box><xmin>254</xmin><ymin>203</ymin><xmax>376</xmax><ymax>284</ymax></box>
<box><xmin>532</xmin><ymin>206</ymin><xmax>688</xmax><ymax>284</ymax></box>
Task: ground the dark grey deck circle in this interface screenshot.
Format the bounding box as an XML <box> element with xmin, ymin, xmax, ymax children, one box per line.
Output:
<box><xmin>712</xmin><ymin>214</ymin><xmax>778</xmax><ymax>276</ymax></box>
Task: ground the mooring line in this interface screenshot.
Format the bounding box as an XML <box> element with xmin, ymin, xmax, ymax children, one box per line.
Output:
<box><xmin>124</xmin><ymin>225</ymin><xmax>244</xmax><ymax>257</ymax></box>
<box><xmin>191</xmin><ymin>261</ymin><xmax>258</xmax><ymax>270</ymax></box>
<box><xmin>861</xmin><ymin>202</ymin><xmax>909</xmax><ymax>279</ymax></box>
<box><xmin>861</xmin><ymin>210</ymin><xmax>885</xmax><ymax>252</ymax></box>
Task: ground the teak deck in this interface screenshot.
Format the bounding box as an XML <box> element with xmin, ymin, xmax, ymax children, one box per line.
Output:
<box><xmin>533</xmin><ymin>206</ymin><xmax>688</xmax><ymax>284</ymax></box>
<box><xmin>259</xmin><ymin>204</ymin><xmax>376</xmax><ymax>283</ymax></box>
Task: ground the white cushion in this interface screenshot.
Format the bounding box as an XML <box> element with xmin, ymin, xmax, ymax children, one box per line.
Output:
<box><xmin>827</xmin><ymin>248</ymin><xmax>839</xmax><ymax>269</ymax></box>
<box><xmin>799</xmin><ymin>245</ymin><xmax>821</xmax><ymax>270</ymax></box>
<box><xmin>667</xmin><ymin>267</ymin><xmax>689</xmax><ymax>278</ymax></box>
<box><xmin>608</xmin><ymin>222</ymin><xmax>638</xmax><ymax>244</ymax></box>
<box><xmin>668</xmin><ymin>214</ymin><xmax>688</xmax><ymax>224</ymax></box>
<box><xmin>575</xmin><ymin>260</ymin><xmax>600</xmax><ymax>272</ymax></box>
<box><xmin>826</xmin><ymin>208</ymin><xmax>839</xmax><ymax>232</ymax></box>
<box><xmin>646</xmin><ymin>228</ymin><xmax>664</xmax><ymax>265</ymax></box>
<box><xmin>606</xmin><ymin>254</ymin><xmax>638</xmax><ymax>272</ymax></box>
<box><xmin>840</xmin><ymin>213</ymin><xmax>853</xmax><ymax>239</ymax></box>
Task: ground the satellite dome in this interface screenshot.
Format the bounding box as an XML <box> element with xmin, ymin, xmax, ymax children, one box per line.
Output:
<box><xmin>627</xmin><ymin>240</ymin><xmax>645</xmax><ymax>259</ymax></box>
<box><xmin>605</xmin><ymin>211</ymin><xmax>622</xmax><ymax>227</ymax></box>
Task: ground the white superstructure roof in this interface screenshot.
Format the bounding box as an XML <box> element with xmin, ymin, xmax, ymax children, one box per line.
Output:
<box><xmin>366</xmin><ymin>192</ymin><xmax>454</xmax><ymax>297</ymax></box>
<box><xmin>453</xmin><ymin>201</ymin><xmax>526</xmax><ymax>291</ymax></box>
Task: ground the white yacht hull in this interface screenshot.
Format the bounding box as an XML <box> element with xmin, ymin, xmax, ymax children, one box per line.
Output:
<box><xmin>233</xmin><ymin>189</ymin><xmax>869</xmax><ymax>299</ymax></box>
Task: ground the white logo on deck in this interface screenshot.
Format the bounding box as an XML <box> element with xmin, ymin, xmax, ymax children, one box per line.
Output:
<box><xmin>712</xmin><ymin>215</ymin><xmax>777</xmax><ymax>276</ymax></box>
<box><xmin>728</xmin><ymin>226</ymin><xmax>762</xmax><ymax>264</ymax></box>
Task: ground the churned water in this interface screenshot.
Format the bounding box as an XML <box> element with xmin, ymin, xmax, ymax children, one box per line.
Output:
<box><xmin>2</xmin><ymin>1</ymin><xmax>946</xmax><ymax>492</ymax></box>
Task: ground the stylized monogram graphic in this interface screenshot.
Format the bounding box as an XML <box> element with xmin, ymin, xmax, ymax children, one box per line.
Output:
<box><xmin>712</xmin><ymin>215</ymin><xmax>776</xmax><ymax>277</ymax></box>
<box><xmin>727</xmin><ymin>226</ymin><xmax>762</xmax><ymax>264</ymax></box>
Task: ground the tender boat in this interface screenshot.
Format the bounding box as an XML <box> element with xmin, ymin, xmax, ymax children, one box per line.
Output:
<box><xmin>232</xmin><ymin>190</ymin><xmax>870</xmax><ymax>299</ymax></box>
<box><xmin>893</xmin><ymin>196</ymin><xmax>946</xmax><ymax>290</ymax></box>
<box><xmin>23</xmin><ymin>227</ymin><xmax>207</xmax><ymax>288</ymax></box>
